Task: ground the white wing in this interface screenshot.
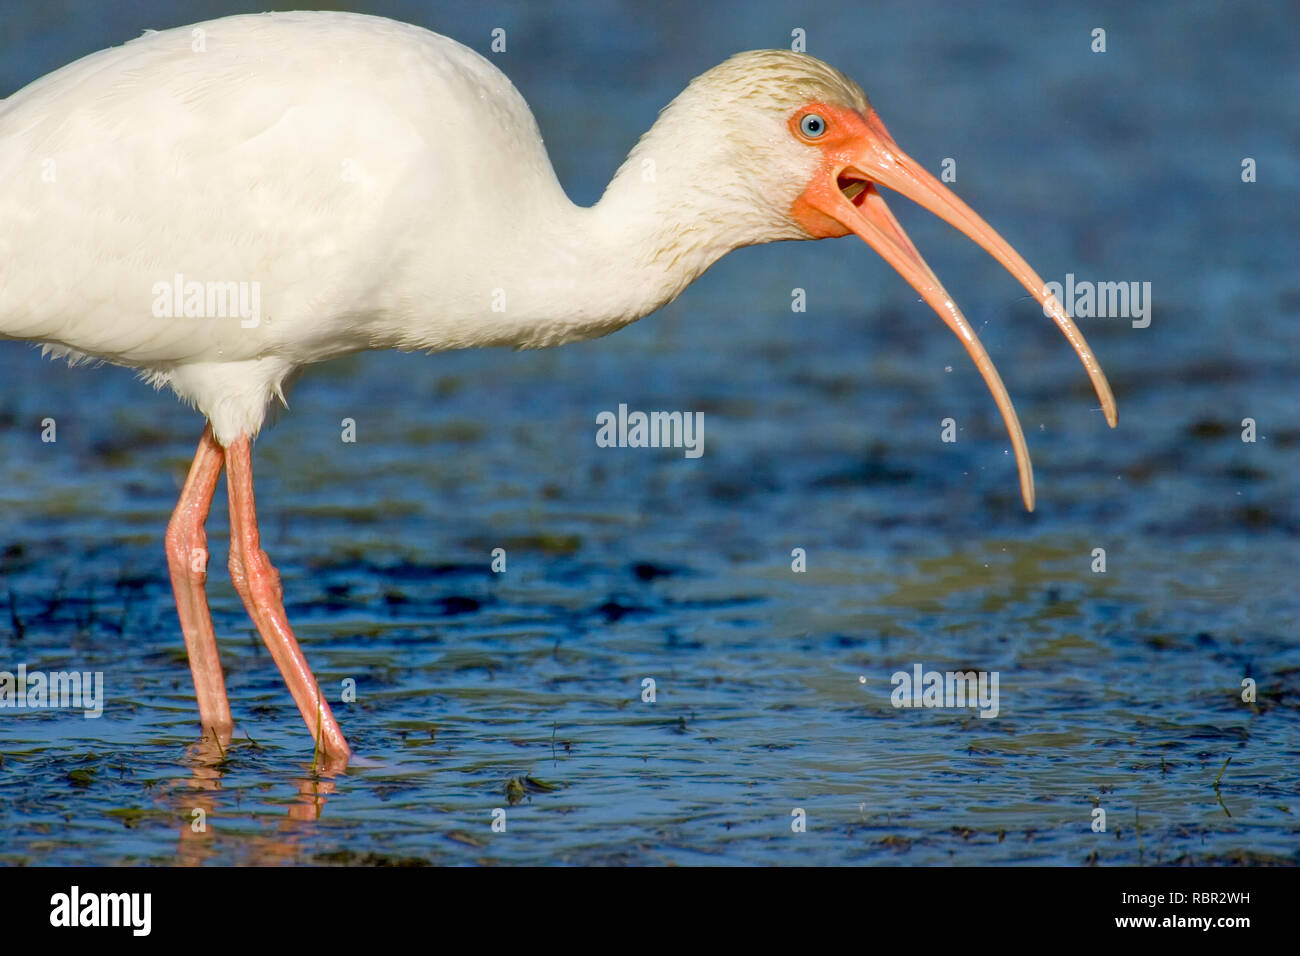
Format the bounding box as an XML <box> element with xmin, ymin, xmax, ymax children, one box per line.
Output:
<box><xmin>0</xmin><ymin>11</ymin><xmax>561</xmax><ymax>370</ymax></box>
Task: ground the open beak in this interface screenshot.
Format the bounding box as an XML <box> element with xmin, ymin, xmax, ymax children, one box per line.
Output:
<box><xmin>796</xmin><ymin>109</ymin><xmax>1117</xmax><ymax>512</ymax></box>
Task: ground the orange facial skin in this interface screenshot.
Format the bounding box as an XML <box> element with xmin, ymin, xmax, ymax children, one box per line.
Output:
<box><xmin>784</xmin><ymin>101</ymin><xmax>1117</xmax><ymax>511</ymax></box>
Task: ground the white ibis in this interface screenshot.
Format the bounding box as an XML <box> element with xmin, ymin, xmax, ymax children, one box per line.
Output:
<box><xmin>0</xmin><ymin>11</ymin><xmax>1116</xmax><ymax>765</ymax></box>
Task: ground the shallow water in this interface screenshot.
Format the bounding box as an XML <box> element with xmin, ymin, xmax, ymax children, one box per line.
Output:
<box><xmin>1</xmin><ymin>0</ymin><xmax>1297</xmax><ymax>865</ymax></box>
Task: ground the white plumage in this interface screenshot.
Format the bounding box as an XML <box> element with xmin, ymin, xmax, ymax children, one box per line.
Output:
<box><xmin>0</xmin><ymin>11</ymin><xmax>1114</xmax><ymax>761</ymax></box>
<box><xmin>4</xmin><ymin>14</ymin><xmax>559</xmax><ymax>440</ymax></box>
<box><xmin>1</xmin><ymin>12</ymin><xmax>862</xmax><ymax>443</ymax></box>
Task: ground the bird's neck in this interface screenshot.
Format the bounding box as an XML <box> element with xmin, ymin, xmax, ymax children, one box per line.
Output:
<box><xmin>478</xmin><ymin>134</ymin><xmax>804</xmax><ymax>350</ymax></box>
<box><xmin>489</xmin><ymin>180</ymin><xmax>739</xmax><ymax>349</ymax></box>
<box><xmin>383</xmin><ymin>123</ymin><xmax>808</xmax><ymax>356</ymax></box>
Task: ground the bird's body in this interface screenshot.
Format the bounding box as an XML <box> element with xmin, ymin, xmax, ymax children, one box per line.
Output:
<box><xmin>0</xmin><ymin>12</ymin><xmax>1115</xmax><ymax>763</ymax></box>
<box><xmin>2</xmin><ymin>12</ymin><xmax>641</xmax><ymax>441</ymax></box>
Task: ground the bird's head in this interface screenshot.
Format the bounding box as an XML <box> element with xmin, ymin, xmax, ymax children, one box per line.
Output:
<box><xmin>621</xmin><ymin>50</ymin><xmax>1116</xmax><ymax>510</ymax></box>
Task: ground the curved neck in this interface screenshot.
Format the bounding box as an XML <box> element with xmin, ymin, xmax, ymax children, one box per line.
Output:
<box><xmin>509</xmin><ymin>170</ymin><xmax>746</xmax><ymax>341</ymax></box>
<box><xmin>387</xmin><ymin>110</ymin><xmax>810</xmax><ymax>355</ymax></box>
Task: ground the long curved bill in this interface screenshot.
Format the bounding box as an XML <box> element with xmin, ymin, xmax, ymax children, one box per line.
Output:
<box><xmin>800</xmin><ymin>109</ymin><xmax>1117</xmax><ymax>512</ymax></box>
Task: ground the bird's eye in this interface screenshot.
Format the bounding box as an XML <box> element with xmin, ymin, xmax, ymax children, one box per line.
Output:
<box><xmin>799</xmin><ymin>113</ymin><xmax>827</xmax><ymax>138</ymax></box>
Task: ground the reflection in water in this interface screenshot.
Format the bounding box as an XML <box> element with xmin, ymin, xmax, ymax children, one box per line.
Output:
<box><xmin>173</xmin><ymin>731</ymin><xmax>344</xmax><ymax>865</ymax></box>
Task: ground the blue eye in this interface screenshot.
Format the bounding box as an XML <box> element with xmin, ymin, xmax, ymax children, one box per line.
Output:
<box><xmin>799</xmin><ymin>113</ymin><xmax>827</xmax><ymax>138</ymax></box>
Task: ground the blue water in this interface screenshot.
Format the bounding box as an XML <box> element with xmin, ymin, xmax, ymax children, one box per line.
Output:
<box><xmin>0</xmin><ymin>0</ymin><xmax>1297</xmax><ymax>865</ymax></box>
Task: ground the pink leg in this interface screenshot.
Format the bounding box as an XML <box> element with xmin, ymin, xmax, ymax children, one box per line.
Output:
<box><xmin>224</xmin><ymin>435</ymin><xmax>352</xmax><ymax>763</ymax></box>
<box><xmin>165</xmin><ymin>424</ymin><xmax>232</xmax><ymax>737</ymax></box>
